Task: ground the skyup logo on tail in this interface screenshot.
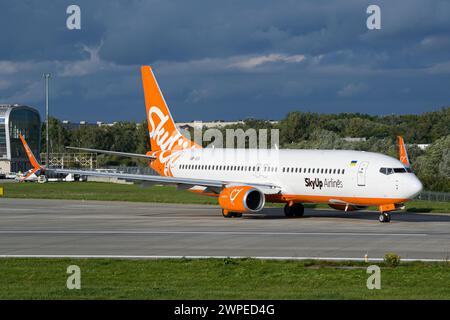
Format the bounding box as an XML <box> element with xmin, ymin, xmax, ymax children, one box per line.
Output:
<box><xmin>141</xmin><ymin>66</ymin><xmax>200</xmax><ymax>176</ymax></box>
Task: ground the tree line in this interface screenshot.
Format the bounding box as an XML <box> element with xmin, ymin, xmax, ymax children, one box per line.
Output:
<box><xmin>41</xmin><ymin>107</ymin><xmax>449</xmax><ymax>192</ymax></box>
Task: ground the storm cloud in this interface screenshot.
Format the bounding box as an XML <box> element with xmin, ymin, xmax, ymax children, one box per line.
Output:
<box><xmin>0</xmin><ymin>0</ymin><xmax>449</xmax><ymax>121</ymax></box>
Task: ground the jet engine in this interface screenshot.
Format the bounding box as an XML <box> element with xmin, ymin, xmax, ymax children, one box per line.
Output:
<box><xmin>218</xmin><ymin>186</ymin><xmax>265</xmax><ymax>213</ymax></box>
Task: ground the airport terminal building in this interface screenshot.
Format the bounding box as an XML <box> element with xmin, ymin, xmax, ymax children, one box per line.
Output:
<box><xmin>0</xmin><ymin>104</ymin><xmax>41</xmax><ymax>174</ymax></box>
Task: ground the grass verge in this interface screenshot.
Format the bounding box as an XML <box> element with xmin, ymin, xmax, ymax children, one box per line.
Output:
<box><xmin>0</xmin><ymin>258</ymin><xmax>449</xmax><ymax>299</ymax></box>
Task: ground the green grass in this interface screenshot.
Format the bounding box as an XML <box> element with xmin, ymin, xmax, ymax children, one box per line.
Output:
<box><xmin>0</xmin><ymin>182</ymin><xmax>217</xmax><ymax>205</ymax></box>
<box><xmin>0</xmin><ymin>258</ymin><xmax>448</xmax><ymax>299</ymax></box>
<box><xmin>0</xmin><ymin>181</ymin><xmax>449</xmax><ymax>213</ymax></box>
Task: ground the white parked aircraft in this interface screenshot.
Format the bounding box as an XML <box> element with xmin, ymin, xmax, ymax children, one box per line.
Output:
<box><xmin>20</xmin><ymin>66</ymin><xmax>422</xmax><ymax>222</ymax></box>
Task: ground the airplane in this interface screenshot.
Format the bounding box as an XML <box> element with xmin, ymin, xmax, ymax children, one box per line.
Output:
<box><xmin>19</xmin><ymin>65</ymin><xmax>423</xmax><ymax>223</ymax></box>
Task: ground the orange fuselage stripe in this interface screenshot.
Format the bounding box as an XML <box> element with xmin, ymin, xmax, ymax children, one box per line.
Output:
<box><xmin>188</xmin><ymin>189</ymin><xmax>408</xmax><ymax>206</ymax></box>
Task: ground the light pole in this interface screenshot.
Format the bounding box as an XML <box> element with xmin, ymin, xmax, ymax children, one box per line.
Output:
<box><xmin>43</xmin><ymin>73</ymin><xmax>50</xmax><ymax>168</ymax></box>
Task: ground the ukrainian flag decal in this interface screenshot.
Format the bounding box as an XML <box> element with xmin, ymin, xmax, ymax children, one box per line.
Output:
<box><xmin>350</xmin><ymin>160</ymin><xmax>358</xmax><ymax>166</ymax></box>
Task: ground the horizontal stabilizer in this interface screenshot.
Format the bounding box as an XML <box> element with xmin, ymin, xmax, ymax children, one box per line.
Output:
<box><xmin>66</xmin><ymin>146</ymin><xmax>156</xmax><ymax>160</ymax></box>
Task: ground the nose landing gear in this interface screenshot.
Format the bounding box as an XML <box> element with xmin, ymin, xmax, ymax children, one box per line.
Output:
<box><xmin>379</xmin><ymin>212</ymin><xmax>391</xmax><ymax>223</ymax></box>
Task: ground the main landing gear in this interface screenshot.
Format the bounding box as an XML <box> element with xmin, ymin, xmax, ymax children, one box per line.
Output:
<box><xmin>222</xmin><ymin>209</ymin><xmax>242</xmax><ymax>218</ymax></box>
<box><xmin>284</xmin><ymin>203</ymin><xmax>305</xmax><ymax>217</ymax></box>
<box><xmin>379</xmin><ymin>212</ymin><xmax>391</xmax><ymax>223</ymax></box>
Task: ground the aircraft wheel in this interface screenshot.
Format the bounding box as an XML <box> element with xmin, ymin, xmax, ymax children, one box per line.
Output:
<box><xmin>292</xmin><ymin>203</ymin><xmax>305</xmax><ymax>217</ymax></box>
<box><xmin>284</xmin><ymin>204</ymin><xmax>294</xmax><ymax>217</ymax></box>
<box><xmin>222</xmin><ymin>209</ymin><xmax>234</xmax><ymax>218</ymax></box>
<box><xmin>234</xmin><ymin>212</ymin><xmax>243</xmax><ymax>218</ymax></box>
<box><xmin>379</xmin><ymin>212</ymin><xmax>391</xmax><ymax>223</ymax></box>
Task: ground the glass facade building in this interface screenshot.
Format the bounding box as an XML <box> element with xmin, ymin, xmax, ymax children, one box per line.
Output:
<box><xmin>0</xmin><ymin>105</ymin><xmax>41</xmax><ymax>173</ymax></box>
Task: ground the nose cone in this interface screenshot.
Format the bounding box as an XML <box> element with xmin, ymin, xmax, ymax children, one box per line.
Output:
<box><xmin>407</xmin><ymin>175</ymin><xmax>423</xmax><ymax>199</ymax></box>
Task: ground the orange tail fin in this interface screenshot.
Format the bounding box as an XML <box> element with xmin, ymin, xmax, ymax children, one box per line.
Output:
<box><xmin>140</xmin><ymin>66</ymin><xmax>200</xmax><ymax>152</ymax></box>
<box><xmin>19</xmin><ymin>134</ymin><xmax>42</xmax><ymax>181</ymax></box>
<box><xmin>397</xmin><ymin>136</ymin><xmax>410</xmax><ymax>167</ymax></box>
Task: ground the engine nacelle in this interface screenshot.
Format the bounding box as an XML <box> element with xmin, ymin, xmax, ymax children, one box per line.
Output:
<box><xmin>328</xmin><ymin>204</ymin><xmax>368</xmax><ymax>212</ymax></box>
<box><xmin>218</xmin><ymin>186</ymin><xmax>265</xmax><ymax>213</ymax></box>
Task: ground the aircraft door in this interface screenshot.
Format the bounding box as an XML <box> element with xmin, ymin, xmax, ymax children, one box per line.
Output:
<box><xmin>357</xmin><ymin>161</ymin><xmax>369</xmax><ymax>186</ymax></box>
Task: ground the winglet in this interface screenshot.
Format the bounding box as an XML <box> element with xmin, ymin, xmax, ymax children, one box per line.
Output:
<box><xmin>19</xmin><ymin>134</ymin><xmax>42</xmax><ymax>181</ymax></box>
<box><xmin>397</xmin><ymin>136</ymin><xmax>410</xmax><ymax>167</ymax></box>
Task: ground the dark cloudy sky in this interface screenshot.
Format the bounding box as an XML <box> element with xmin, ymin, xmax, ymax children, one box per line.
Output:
<box><xmin>1</xmin><ymin>0</ymin><xmax>449</xmax><ymax>122</ymax></box>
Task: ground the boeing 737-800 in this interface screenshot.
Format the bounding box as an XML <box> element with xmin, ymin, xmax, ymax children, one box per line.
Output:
<box><xmin>20</xmin><ymin>66</ymin><xmax>423</xmax><ymax>223</ymax></box>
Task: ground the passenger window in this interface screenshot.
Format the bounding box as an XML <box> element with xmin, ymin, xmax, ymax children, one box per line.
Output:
<box><xmin>342</xmin><ymin>169</ymin><xmax>345</xmax><ymax>174</ymax></box>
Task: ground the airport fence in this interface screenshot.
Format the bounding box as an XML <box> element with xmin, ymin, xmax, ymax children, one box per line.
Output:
<box><xmin>417</xmin><ymin>191</ymin><xmax>450</xmax><ymax>202</ymax></box>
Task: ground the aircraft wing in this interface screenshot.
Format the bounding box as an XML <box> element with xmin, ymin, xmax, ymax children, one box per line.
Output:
<box><xmin>65</xmin><ymin>146</ymin><xmax>156</xmax><ymax>160</ymax></box>
<box><xmin>20</xmin><ymin>134</ymin><xmax>280</xmax><ymax>194</ymax></box>
<box><xmin>49</xmin><ymin>168</ymin><xmax>281</xmax><ymax>194</ymax></box>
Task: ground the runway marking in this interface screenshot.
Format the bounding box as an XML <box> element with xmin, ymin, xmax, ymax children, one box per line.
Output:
<box><xmin>0</xmin><ymin>254</ymin><xmax>445</xmax><ymax>262</ymax></box>
<box><xmin>0</xmin><ymin>230</ymin><xmax>428</xmax><ymax>236</ymax></box>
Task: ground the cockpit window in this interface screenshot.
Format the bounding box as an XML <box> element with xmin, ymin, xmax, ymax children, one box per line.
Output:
<box><xmin>379</xmin><ymin>167</ymin><xmax>411</xmax><ymax>175</ymax></box>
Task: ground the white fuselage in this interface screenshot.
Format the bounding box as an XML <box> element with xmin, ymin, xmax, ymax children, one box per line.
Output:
<box><xmin>169</xmin><ymin>148</ymin><xmax>422</xmax><ymax>205</ymax></box>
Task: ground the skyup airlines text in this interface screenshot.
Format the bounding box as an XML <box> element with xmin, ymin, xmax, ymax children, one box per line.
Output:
<box><xmin>305</xmin><ymin>178</ymin><xmax>343</xmax><ymax>190</ymax></box>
